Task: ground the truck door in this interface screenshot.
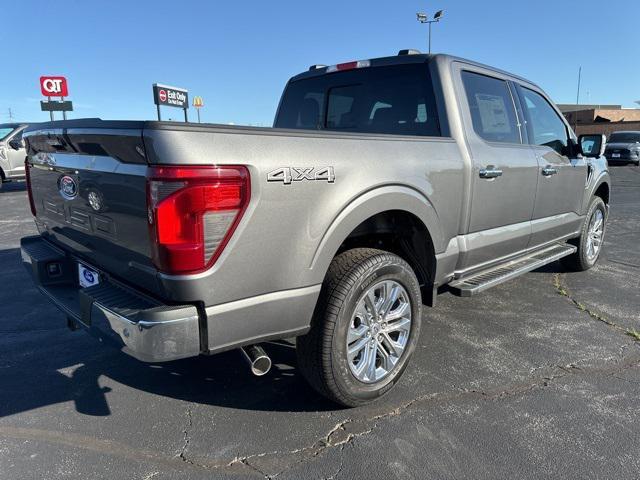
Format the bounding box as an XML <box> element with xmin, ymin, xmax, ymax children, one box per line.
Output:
<box><xmin>515</xmin><ymin>84</ymin><xmax>588</xmax><ymax>247</ymax></box>
<box><xmin>455</xmin><ymin>67</ymin><xmax>539</xmax><ymax>270</ymax></box>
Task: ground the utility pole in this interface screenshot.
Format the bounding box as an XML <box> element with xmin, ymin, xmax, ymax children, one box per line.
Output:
<box><xmin>7</xmin><ymin>108</ymin><xmax>14</xmax><ymax>121</ymax></box>
<box><xmin>416</xmin><ymin>10</ymin><xmax>445</xmax><ymax>54</ymax></box>
<box><xmin>574</xmin><ymin>66</ymin><xmax>582</xmax><ymax>132</ymax></box>
<box><xmin>575</xmin><ymin>66</ymin><xmax>582</xmax><ymax>105</ymax></box>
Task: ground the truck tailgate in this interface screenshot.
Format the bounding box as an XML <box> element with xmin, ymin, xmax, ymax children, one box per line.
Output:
<box><xmin>24</xmin><ymin>122</ymin><xmax>159</xmax><ymax>293</ymax></box>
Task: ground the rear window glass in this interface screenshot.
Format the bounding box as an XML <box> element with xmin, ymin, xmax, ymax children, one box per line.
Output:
<box><xmin>461</xmin><ymin>71</ymin><xmax>520</xmax><ymax>144</ymax></box>
<box><xmin>275</xmin><ymin>64</ymin><xmax>441</xmax><ymax>137</ymax></box>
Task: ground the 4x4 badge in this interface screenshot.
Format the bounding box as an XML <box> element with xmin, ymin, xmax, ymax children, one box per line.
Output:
<box><xmin>267</xmin><ymin>167</ymin><xmax>335</xmax><ymax>185</ymax></box>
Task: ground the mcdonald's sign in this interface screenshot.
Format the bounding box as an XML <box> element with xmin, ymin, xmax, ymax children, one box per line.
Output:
<box><xmin>193</xmin><ymin>96</ymin><xmax>204</xmax><ymax>108</ymax></box>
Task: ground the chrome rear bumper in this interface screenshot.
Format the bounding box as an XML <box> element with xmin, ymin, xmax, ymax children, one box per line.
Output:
<box><xmin>21</xmin><ymin>235</ymin><xmax>201</xmax><ymax>362</ymax></box>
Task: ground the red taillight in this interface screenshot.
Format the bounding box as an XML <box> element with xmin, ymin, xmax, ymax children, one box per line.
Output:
<box><xmin>25</xmin><ymin>159</ymin><xmax>36</xmax><ymax>216</ymax></box>
<box><xmin>146</xmin><ymin>165</ymin><xmax>250</xmax><ymax>275</ymax></box>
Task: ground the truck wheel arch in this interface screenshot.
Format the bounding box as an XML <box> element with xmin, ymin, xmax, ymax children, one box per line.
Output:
<box><xmin>593</xmin><ymin>181</ymin><xmax>609</xmax><ymax>206</ymax></box>
<box><xmin>309</xmin><ymin>186</ymin><xmax>443</xmax><ymax>303</ymax></box>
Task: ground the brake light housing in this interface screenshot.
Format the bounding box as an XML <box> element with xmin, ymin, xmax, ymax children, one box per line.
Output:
<box><xmin>326</xmin><ymin>59</ymin><xmax>370</xmax><ymax>73</ymax></box>
<box><xmin>146</xmin><ymin>165</ymin><xmax>250</xmax><ymax>275</ymax></box>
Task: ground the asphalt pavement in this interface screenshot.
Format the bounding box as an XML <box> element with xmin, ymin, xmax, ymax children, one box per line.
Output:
<box><xmin>1</xmin><ymin>166</ymin><xmax>639</xmax><ymax>479</ymax></box>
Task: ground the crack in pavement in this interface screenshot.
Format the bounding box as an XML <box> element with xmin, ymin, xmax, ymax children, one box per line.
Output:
<box><xmin>605</xmin><ymin>258</ymin><xmax>640</xmax><ymax>269</ymax></box>
<box><xmin>224</xmin><ymin>419</ymin><xmax>373</xmax><ymax>478</ymax></box>
<box><xmin>177</xmin><ymin>407</ymin><xmax>193</xmax><ymax>462</ymax></box>
<box><xmin>1</xmin><ymin>354</ymin><xmax>639</xmax><ymax>478</ymax></box>
<box><xmin>553</xmin><ymin>273</ymin><xmax>640</xmax><ymax>342</ymax></box>
<box><xmin>247</xmin><ymin>354</ymin><xmax>640</xmax><ymax>478</ymax></box>
<box><xmin>322</xmin><ymin>445</ymin><xmax>346</xmax><ymax>480</ymax></box>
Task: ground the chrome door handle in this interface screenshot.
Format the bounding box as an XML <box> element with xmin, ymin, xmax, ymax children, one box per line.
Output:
<box><xmin>541</xmin><ymin>166</ymin><xmax>558</xmax><ymax>176</ymax></box>
<box><xmin>479</xmin><ymin>166</ymin><xmax>503</xmax><ymax>179</ymax></box>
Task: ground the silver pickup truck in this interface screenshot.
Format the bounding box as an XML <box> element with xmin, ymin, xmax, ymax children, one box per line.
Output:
<box><xmin>21</xmin><ymin>52</ymin><xmax>610</xmax><ymax>406</ymax></box>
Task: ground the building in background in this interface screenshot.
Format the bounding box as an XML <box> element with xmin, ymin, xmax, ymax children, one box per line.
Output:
<box><xmin>558</xmin><ymin>104</ymin><xmax>640</xmax><ymax>137</ymax></box>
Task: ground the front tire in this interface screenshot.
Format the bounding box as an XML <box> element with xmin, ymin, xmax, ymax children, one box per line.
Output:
<box><xmin>296</xmin><ymin>248</ymin><xmax>422</xmax><ymax>407</ymax></box>
<box><xmin>561</xmin><ymin>196</ymin><xmax>607</xmax><ymax>271</ymax></box>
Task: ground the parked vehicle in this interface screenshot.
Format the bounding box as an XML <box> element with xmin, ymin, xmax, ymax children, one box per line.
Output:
<box><xmin>0</xmin><ymin>123</ymin><xmax>29</xmax><ymax>188</ymax></box>
<box><xmin>604</xmin><ymin>131</ymin><xmax>640</xmax><ymax>165</ymax></box>
<box><xmin>21</xmin><ymin>52</ymin><xmax>610</xmax><ymax>406</ymax></box>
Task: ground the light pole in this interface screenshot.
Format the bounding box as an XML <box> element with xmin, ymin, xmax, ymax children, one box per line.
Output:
<box><xmin>416</xmin><ymin>10</ymin><xmax>444</xmax><ymax>54</ymax></box>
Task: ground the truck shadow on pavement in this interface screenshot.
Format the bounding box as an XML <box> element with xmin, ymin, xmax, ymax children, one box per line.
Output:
<box><xmin>0</xmin><ymin>246</ymin><xmax>336</xmax><ymax>417</ymax></box>
<box><xmin>0</xmin><ymin>181</ymin><xmax>26</xmax><ymax>193</ymax></box>
<box><xmin>0</xmin><ymin>333</ymin><xmax>337</xmax><ymax>418</ymax></box>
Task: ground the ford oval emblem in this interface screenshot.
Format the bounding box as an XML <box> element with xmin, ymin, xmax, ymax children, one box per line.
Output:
<box><xmin>58</xmin><ymin>175</ymin><xmax>78</xmax><ymax>200</ymax></box>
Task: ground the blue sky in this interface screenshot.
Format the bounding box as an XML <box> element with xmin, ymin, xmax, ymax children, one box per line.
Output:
<box><xmin>1</xmin><ymin>0</ymin><xmax>639</xmax><ymax>125</ymax></box>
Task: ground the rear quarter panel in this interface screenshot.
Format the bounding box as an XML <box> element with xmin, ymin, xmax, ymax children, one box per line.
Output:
<box><xmin>143</xmin><ymin>126</ymin><xmax>465</xmax><ymax>306</ymax></box>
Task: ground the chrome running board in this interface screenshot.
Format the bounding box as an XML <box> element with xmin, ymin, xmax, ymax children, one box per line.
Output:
<box><xmin>449</xmin><ymin>243</ymin><xmax>577</xmax><ymax>297</ymax></box>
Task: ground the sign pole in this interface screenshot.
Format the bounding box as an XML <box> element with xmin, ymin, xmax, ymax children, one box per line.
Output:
<box><xmin>157</xmin><ymin>104</ymin><xmax>161</xmax><ymax>121</ymax></box>
<box><xmin>192</xmin><ymin>96</ymin><xmax>204</xmax><ymax>124</ymax></box>
<box><xmin>61</xmin><ymin>96</ymin><xmax>67</xmax><ymax>120</ymax></box>
<box><xmin>184</xmin><ymin>108</ymin><xmax>188</xmax><ymax>123</ymax></box>
<box><xmin>48</xmin><ymin>96</ymin><xmax>54</xmax><ymax>121</ymax></box>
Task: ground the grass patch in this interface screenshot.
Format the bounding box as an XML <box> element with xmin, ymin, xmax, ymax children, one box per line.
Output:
<box><xmin>626</xmin><ymin>329</ymin><xmax>640</xmax><ymax>342</ymax></box>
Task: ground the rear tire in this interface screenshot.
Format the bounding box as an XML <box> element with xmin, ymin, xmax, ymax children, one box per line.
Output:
<box><xmin>296</xmin><ymin>248</ymin><xmax>422</xmax><ymax>407</ymax></box>
<box><xmin>561</xmin><ymin>196</ymin><xmax>607</xmax><ymax>272</ymax></box>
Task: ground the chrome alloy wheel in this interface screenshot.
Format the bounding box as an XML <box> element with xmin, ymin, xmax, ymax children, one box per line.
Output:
<box><xmin>346</xmin><ymin>280</ymin><xmax>412</xmax><ymax>384</ymax></box>
<box><xmin>585</xmin><ymin>208</ymin><xmax>605</xmax><ymax>262</ymax></box>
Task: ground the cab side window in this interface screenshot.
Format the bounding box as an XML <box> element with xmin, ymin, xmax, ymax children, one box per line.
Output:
<box><xmin>461</xmin><ymin>71</ymin><xmax>521</xmax><ymax>144</ymax></box>
<box><xmin>519</xmin><ymin>87</ymin><xmax>568</xmax><ymax>155</ymax></box>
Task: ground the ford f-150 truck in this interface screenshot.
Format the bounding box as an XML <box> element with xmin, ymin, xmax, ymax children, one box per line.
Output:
<box><xmin>21</xmin><ymin>52</ymin><xmax>610</xmax><ymax>406</ymax></box>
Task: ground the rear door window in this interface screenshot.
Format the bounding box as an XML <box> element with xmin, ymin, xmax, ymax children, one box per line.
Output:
<box><xmin>461</xmin><ymin>71</ymin><xmax>521</xmax><ymax>144</ymax></box>
<box><xmin>275</xmin><ymin>64</ymin><xmax>441</xmax><ymax>137</ymax></box>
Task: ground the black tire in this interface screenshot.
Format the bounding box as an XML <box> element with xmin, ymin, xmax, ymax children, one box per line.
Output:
<box><xmin>296</xmin><ymin>248</ymin><xmax>422</xmax><ymax>407</ymax></box>
<box><xmin>561</xmin><ymin>196</ymin><xmax>607</xmax><ymax>272</ymax></box>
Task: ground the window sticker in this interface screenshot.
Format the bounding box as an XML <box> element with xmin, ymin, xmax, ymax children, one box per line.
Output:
<box><xmin>475</xmin><ymin>93</ymin><xmax>512</xmax><ymax>134</ymax></box>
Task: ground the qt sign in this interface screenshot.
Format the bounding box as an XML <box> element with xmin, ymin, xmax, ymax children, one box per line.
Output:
<box><xmin>40</xmin><ymin>76</ymin><xmax>69</xmax><ymax>97</ymax></box>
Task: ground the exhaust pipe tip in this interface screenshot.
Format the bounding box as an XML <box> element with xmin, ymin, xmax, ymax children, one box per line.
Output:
<box><xmin>240</xmin><ymin>345</ymin><xmax>272</xmax><ymax>376</ymax></box>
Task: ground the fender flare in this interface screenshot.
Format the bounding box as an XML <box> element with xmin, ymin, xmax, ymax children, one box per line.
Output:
<box><xmin>309</xmin><ymin>185</ymin><xmax>444</xmax><ymax>282</ymax></box>
<box><xmin>588</xmin><ymin>172</ymin><xmax>611</xmax><ymax>206</ymax></box>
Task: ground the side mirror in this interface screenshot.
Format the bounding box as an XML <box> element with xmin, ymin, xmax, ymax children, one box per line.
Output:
<box><xmin>578</xmin><ymin>134</ymin><xmax>606</xmax><ymax>158</ymax></box>
<box><xmin>8</xmin><ymin>138</ymin><xmax>24</xmax><ymax>150</ymax></box>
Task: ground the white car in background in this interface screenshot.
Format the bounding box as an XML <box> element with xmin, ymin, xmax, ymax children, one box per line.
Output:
<box><xmin>0</xmin><ymin>123</ymin><xmax>29</xmax><ymax>188</ymax></box>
